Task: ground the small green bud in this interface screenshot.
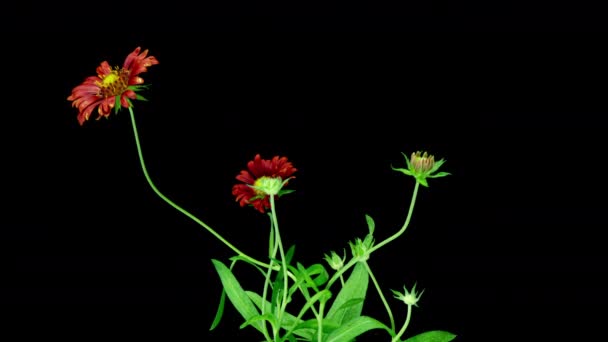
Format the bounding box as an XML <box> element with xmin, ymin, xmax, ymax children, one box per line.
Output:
<box><xmin>323</xmin><ymin>250</ymin><xmax>346</xmax><ymax>271</ymax></box>
<box><xmin>391</xmin><ymin>282</ymin><xmax>425</xmax><ymax>307</ymax></box>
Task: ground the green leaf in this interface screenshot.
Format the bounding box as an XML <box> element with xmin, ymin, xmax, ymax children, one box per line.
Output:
<box><xmin>285</xmin><ymin>245</ymin><xmax>296</xmax><ymax>265</ymax></box>
<box><xmin>209</xmin><ymin>288</ymin><xmax>227</xmax><ymax>331</ymax></box>
<box><xmin>326</xmin><ymin>262</ymin><xmax>369</xmax><ymax>325</ymax></box>
<box><xmin>246</xmin><ymin>291</ymin><xmax>301</xmax><ymax>328</ymax></box>
<box><xmin>404</xmin><ymin>330</ymin><xmax>457</xmax><ymax>342</ymax></box>
<box><xmin>417</xmin><ymin>177</ymin><xmax>429</xmax><ymax>187</ymax></box>
<box><xmin>113</xmin><ymin>95</ymin><xmax>121</xmax><ymax>114</ymax></box>
<box><xmin>307</xmin><ymin>263</ymin><xmax>330</xmax><ymax>287</ymax></box>
<box><xmin>430</xmin><ymin>158</ymin><xmax>447</xmax><ymax>173</ymax></box>
<box><xmin>365</xmin><ymin>214</ymin><xmax>375</xmax><ymax>235</ymax></box>
<box><xmin>391</xmin><ymin>166</ymin><xmax>413</xmax><ymax>176</ymax></box>
<box><xmin>295</xmin><ymin>318</ymin><xmax>341</xmax><ymax>334</ymax></box>
<box><xmin>278</xmin><ymin>189</ymin><xmax>296</xmax><ymax>197</ymax></box>
<box><xmin>329</xmin><ymin>297</ymin><xmax>364</xmax><ymax>314</ymax></box>
<box><xmin>240</xmin><ymin>313</ymin><xmax>278</xmax><ymax>331</ymax></box>
<box><xmin>326</xmin><ymin>316</ymin><xmax>392</xmax><ymax>342</ymax></box>
<box><xmin>246</xmin><ymin>290</ymin><xmax>331</xmax><ymax>341</ymax></box>
<box><xmin>296</xmin><ymin>263</ymin><xmax>318</xmax><ymax>293</ymax></box>
<box><xmin>211</xmin><ymin>259</ymin><xmax>263</xmax><ymax>332</ymax></box>
<box><xmin>401</xmin><ymin>151</ymin><xmax>412</xmax><ymax>169</ymax></box>
<box><xmin>428</xmin><ymin>171</ymin><xmax>451</xmax><ymax>178</ymax></box>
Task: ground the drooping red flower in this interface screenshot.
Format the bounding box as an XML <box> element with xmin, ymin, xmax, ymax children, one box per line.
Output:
<box><xmin>67</xmin><ymin>47</ymin><xmax>159</xmax><ymax>125</ymax></box>
<box><xmin>232</xmin><ymin>154</ymin><xmax>297</xmax><ymax>213</ymax></box>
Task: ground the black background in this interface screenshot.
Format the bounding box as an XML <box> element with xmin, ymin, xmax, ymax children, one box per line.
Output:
<box><xmin>3</xmin><ymin>2</ymin><xmax>608</xmax><ymax>341</ymax></box>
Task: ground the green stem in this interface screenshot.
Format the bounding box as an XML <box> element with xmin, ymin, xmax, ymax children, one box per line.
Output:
<box><xmin>363</xmin><ymin>261</ymin><xmax>395</xmax><ymax>332</ymax></box>
<box><xmin>326</xmin><ymin>258</ymin><xmax>358</xmax><ymax>289</ymax></box>
<box><xmin>369</xmin><ymin>182</ymin><xmax>420</xmax><ymax>253</ymax></box>
<box><xmin>326</xmin><ymin>181</ymin><xmax>420</xmax><ymax>292</ymax></box>
<box><xmin>260</xmin><ymin>219</ymin><xmax>276</xmax><ymax>340</ymax></box>
<box><xmin>269</xmin><ymin>195</ymin><xmax>289</xmax><ymax>329</ymax></box>
<box><xmin>391</xmin><ymin>304</ymin><xmax>413</xmax><ymax>342</ymax></box>
<box><xmin>317</xmin><ymin>300</ymin><xmax>326</xmax><ymax>342</ymax></box>
<box><xmin>127</xmin><ymin>108</ymin><xmax>268</xmax><ymax>269</ymax></box>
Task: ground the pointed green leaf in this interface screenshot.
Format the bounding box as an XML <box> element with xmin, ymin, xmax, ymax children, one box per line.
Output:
<box><xmin>113</xmin><ymin>95</ymin><xmax>121</xmax><ymax>114</ymax></box>
<box><xmin>404</xmin><ymin>330</ymin><xmax>457</xmax><ymax>342</ymax></box>
<box><xmin>326</xmin><ymin>315</ymin><xmax>392</xmax><ymax>342</ymax></box>
<box><xmin>391</xmin><ymin>166</ymin><xmax>413</xmax><ymax>176</ymax></box>
<box><xmin>278</xmin><ymin>189</ymin><xmax>296</xmax><ymax>197</ymax></box>
<box><xmin>209</xmin><ymin>288</ymin><xmax>227</xmax><ymax>330</ymax></box>
<box><xmin>430</xmin><ymin>158</ymin><xmax>447</xmax><ymax>172</ymax></box>
<box><xmin>326</xmin><ymin>262</ymin><xmax>368</xmax><ymax>325</ymax></box>
<box><xmin>365</xmin><ymin>214</ymin><xmax>375</xmax><ymax>235</ymax></box>
<box><xmin>285</xmin><ymin>245</ymin><xmax>296</xmax><ymax>265</ymax></box>
<box><xmin>402</xmin><ymin>151</ymin><xmax>412</xmax><ymax>169</ymax></box>
<box><xmin>417</xmin><ymin>177</ymin><xmax>429</xmax><ymax>187</ymax></box>
<box><xmin>428</xmin><ymin>172</ymin><xmax>451</xmax><ymax>178</ymax></box>
<box><xmin>211</xmin><ymin>259</ymin><xmax>262</xmax><ymax>332</ymax></box>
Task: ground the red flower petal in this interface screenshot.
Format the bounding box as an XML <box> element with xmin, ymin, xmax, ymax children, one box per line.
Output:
<box><xmin>68</xmin><ymin>47</ymin><xmax>158</xmax><ymax>125</ymax></box>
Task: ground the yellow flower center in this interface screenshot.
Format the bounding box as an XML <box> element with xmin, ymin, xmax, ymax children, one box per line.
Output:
<box><xmin>97</xmin><ymin>67</ymin><xmax>130</xmax><ymax>98</ymax></box>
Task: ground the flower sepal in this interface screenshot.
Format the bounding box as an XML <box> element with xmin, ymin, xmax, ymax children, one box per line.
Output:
<box><xmin>392</xmin><ymin>282</ymin><xmax>425</xmax><ymax>307</ymax></box>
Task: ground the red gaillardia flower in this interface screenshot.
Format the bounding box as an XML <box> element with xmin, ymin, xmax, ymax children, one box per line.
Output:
<box><xmin>67</xmin><ymin>47</ymin><xmax>159</xmax><ymax>125</ymax></box>
<box><xmin>232</xmin><ymin>154</ymin><xmax>297</xmax><ymax>213</ymax></box>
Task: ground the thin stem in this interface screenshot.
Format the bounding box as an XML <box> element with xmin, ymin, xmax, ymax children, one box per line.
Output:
<box><xmin>317</xmin><ymin>300</ymin><xmax>326</xmax><ymax>342</ymax></box>
<box><xmin>269</xmin><ymin>195</ymin><xmax>289</xmax><ymax>330</ymax></box>
<box><xmin>261</xmin><ymin>218</ymin><xmax>277</xmax><ymax>341</ymax></box>
<box><xmin>391</xmin><ymin>304</ymin><xmax>413</xmax><ymax>342</ymax></box>
<box><xmin>127</xmin><ymin>108</ymin><xmax>268</xmax><ymax>269</ymax></box>
<box><xmin>326</xmin><ymin>258</ymin><xmax>358</xmax><ymax>290</ymax></box>
<box><xmin>326</xmin><ymin>181</ymin><xmax>420</xmax><ymax>292</ymax></box>
<box><xmin>369</xmin><ymin>181</ymin><xmax>420</xmax><ymax>253</ymax></box>
<box><xmin>363</xmin><ymin>261</ymin><xmax>395</xmax><ymax>331</ymax></box>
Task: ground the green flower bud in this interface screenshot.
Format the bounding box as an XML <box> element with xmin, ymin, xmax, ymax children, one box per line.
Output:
<box><xmin>323</xmin><ymin>250</ymin><xmax>346</xmax><ymax>271</ymax></box>
<box><xmin>391</xmin><ymin>151</ymin><xmax>450</xmax><ymax>187</ymax></box>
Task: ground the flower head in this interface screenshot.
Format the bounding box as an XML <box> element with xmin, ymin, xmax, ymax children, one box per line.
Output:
<box><xmin>68</xmin><ymin>47</ymin><xmax>159</xmax><ymax>125</ymax></box>
<box><xmin>392</xmin><ymin>283</ymin><xmax>425</xmax><ymax>307</ymax></box>
<box><xmin>232</xmin><ymin>154</ymin><xmax>297</xmax><ymax>213</ymax></box>
<box><xmin>391</xmin><ymin>151</ymin><xmax>450</xmax><ymax>187</ymax></box>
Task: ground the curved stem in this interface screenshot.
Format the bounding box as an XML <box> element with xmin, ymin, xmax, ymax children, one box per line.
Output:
<box><xmin>363</xmin><ymin>261</ymin><xmax>395</xmax><ymax>331</ymax></box>
<box><xmin>369</xmin><ymin>182</ymin><xmax>420</xmax><ymax>253</ymax></box>
<box><xmin>391</xmin><ymin>304</ymin><xmax>413</xmax><ymax>342</ymax></box>
<box><xmin>326</xmin><ymin>182</ymin><xmax>420</xmax><ymax>292</ymax></box>
<box><xmin>127</xmin><ymin>108</ymin><xmax>268</xmax><ymax>269</ymax></box>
